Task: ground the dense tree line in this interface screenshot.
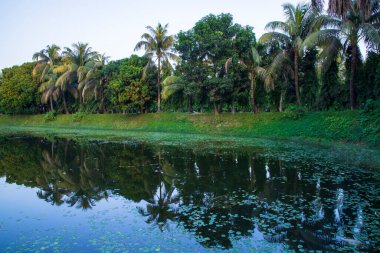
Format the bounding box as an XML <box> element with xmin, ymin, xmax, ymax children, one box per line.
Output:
<box><xmin>0</xmin><ymin>0</ymin><xmax>379</xmax><ymax>115</ymax></box>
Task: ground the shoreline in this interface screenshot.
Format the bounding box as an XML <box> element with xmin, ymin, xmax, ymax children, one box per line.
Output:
<box><xmin>0</xmin><ymin>111</ymin><xmax>378</xmax><ymax>148</ymax></box>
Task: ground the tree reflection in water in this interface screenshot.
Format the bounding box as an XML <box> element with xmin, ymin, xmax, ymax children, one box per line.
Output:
<box><xmin>0</xmin><ymin>136</ymin><xmax>379</xmax><ymax>251</ymax></box>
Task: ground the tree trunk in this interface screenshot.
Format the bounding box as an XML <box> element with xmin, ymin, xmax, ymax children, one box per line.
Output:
<box><xmin>99</xmin><ymin>95</ymin><xmax>105</xmax><ymax>114</ymax></box>
<box><xmin>78</xmin><ymin>90</ymin><xmax>84</xmax><ymax>105</ymax></box>
<box><xmin>213</xmin><ymin>101</ymin><xmax>219</xmax><ymax>115</ymax></box>
<box><xmin>250</xmin><ymin>70</ymin><xmax>256</xmax><ymax>113</ymax></box>
<box><xmin>50</xmin><ymin>96</ymin><xmax>54</xmax><ymax>111</ymax></box>
<box><xmin>350</xmin><ymin>43</ymin><xmax>357</xmax><ymax>110</ymax></box>
<box><xmin>294</xmin><ymin>47</ymin><xmax>300</xmax><ymax>105</ymax></box>
<box><xmin>157</xmin><ymin>57</ymin><xmax>161</xmax><ymax>113</ymax></box>
<box><xmin>279</xmin><ymin>90</ymin><xmax>285</xmax><ymax>112</ymax></box>
<box><xmin>188</xmin><ymin>96</ymin><xmax>192</xmax><ymax>113</ymax></box>
<box><xmin>62</xmin><ymin>92</ymin><xmax>69</xmax><ymax>114</ymax></box>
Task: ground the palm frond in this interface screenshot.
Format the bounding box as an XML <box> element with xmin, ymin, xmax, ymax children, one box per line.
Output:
<box><xmin>360</xmin><ymin>22</ymin><xmax>380</xmax><ymax>46</ymax></box>
<box><xmin>282</xmin><ymin>3</ymin><xmax>296</xmax><ymax>21</ymax></box>
<box><xmin>259</xmin><ymin>32</ymin><xmax>291</xmax><ymax>45</ymax></box>
<box><xmin>251</xmin><ymin>47</ymin><xmax>262</xmax><ymax>66</ymax></box>
<box><xmin>265</xmin><ymin>21</ymin><xmax>290</xmax><ymax>34</ymax></box>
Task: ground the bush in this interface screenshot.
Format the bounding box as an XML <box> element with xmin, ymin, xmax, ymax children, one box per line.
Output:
<box><xmin>283</xmin><ymin>104</ymin><xmax>307</xmax><ymax>120</ymax></box>
<box><xmin>71</xmin><ymin>111</ymin><xmax>88</xmax><ymax>122</ymax></box>
<box><xmin>43</xmin><ymin>111</ymin><xmax>57</xmax><ymax>122</ymax></box>
<box><xmin>362</xmin><ymin>99</ymin><xmax>376</xmax><ymax>113</ymax></box>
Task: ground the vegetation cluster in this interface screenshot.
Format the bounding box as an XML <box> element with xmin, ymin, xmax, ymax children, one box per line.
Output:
<box><xmin>0</xmin><ymin>0</ymin><xmax>379</xmax><ymax>117</ymax></box>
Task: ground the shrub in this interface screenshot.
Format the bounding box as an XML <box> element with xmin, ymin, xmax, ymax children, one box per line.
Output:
<box><xmin>71</xmin><ymin>111</ymin><xmax>88</xmax><ymax>122</ymax></box>
<box><xmin>362</xmin><ymin>99</ymin><xmax>376</xmax><ymax>113</ymax></box>
<box><xmin>43</xmin><ymin>110</ymin><xmax>57</xmax><ymax>122</ymax></box>
<box><xmin>283</xmin><ymin>104</ymin><xmax>307</xmax><ymax>120</ymax></box>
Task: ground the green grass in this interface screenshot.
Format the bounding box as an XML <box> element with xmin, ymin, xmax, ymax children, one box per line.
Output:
<box><xmin>0</xmin><ymin>110</ymin><xmax>379</xmax><ymax>148</ymax></box>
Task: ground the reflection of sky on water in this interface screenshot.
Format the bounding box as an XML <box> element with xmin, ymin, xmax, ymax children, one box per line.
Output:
<box><xmin>0</xmin><ymin>178</ymin><xmax>214</xmax><ymax>252</ymax></box>
<box><xmin>0</xmin><ymin>137</ymin><xmax>379</xmax><ymax>252</ymax></box>
<box><xmin>0</xmin><ymin>177</ymin><xmax>284</xmax><ymax>252</ymax></box>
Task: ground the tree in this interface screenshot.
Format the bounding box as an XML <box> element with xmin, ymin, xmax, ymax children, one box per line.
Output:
<box><xmin>51</xmin><ymin>42</ymin><xmax>98</xmax><ymax>114</ymax></box>
<box><xmin>226</xmin><ymin>42</ymin><xmax>263</xmax><ymax>113</ymax></box>
<box><xmin>260</xmin><ymin>3</ymin><xmax>320</xmax><ymax>105</ymax></box>
<box><xmin>78</xmin><ymin>54</ymin><xmax>110</xmax><ymax>113</ymax></box>
<box><xmin>299</xmin><ymin>48</ymin><xmax>319</xmax><ymax>109</ymax></box>
<box><xmin>359</xmin><ymin>51</ymin><xmax>380</xmax><ymax>104</ymax></box>
<box><xmin>134</xmin><ymin>23</ymin><xmax>177</xmax><ymax>112</ymax></box>
<box><xmin>162</xmin><ymin>76</ymin><xmax>198</xmax><ymax>113</ymax></box>
<box><xmin>311</xmin><ymin>0</ymin><xmax>373</xmax><ymax>20</ymax></box>
<box><xmin>0</xmin><ymin>63</ymin><xmax>39</xmax><ymax>114</ymax></box>
<box><xmin>305</xmin><ymin>0</ymin><xmax>380</xmax><ymax>109</ymax></box>
<box><xmin>175</xmin><ymin>14</ymin><xmax>253</xmax><ymax>114</ymax></box>
<box><xmin>54</xmin><ymin>63</ymin><xmax>78</xmax><ymax>114</ymax></box>
<box><xmin>318</xmin><ymin>59</ymin><xmax>343</xmax><ymax>110</ymax></box>
<box><xmin>32</xmin><ymin>44</ymin><xmax>61</xmax><ymax>111</ymax></box>
<box><xmin>105</xmin><ymin>55</ymin><xmax>153</xmax><ymax>113</ymax></box>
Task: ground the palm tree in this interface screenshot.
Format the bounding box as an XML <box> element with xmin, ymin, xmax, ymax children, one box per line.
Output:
<box><xmin>311</xmin><ymin>0</ymin><xmax>373</xmax><ymax>20</ymax></box>
<box><xmin>78</xmin><ymin>54</ymin><xmax>109</xmax><ymax>104</ymax></box>
<box><xmin>260</xmin><ymin>3</ymin><xmax>320</xmax><ymax>105</ymax></box>
<box><xmin>54</xmin><ymin>43</ymin><xmax>98</xmax><ymax>113</ymax></box>
<box><xmin>62</xmin><ymin>42</ymin><xmax>98</xmax><ymax>108</ymax></box>
<box><xmin>54</xmin><ymin>63</ymin><xmax>78</xmax><ymax>114</ymax></box>
<box><xmin>225</xmin><ymin>43</ymin><xmax>264</xmax><ymax>113</ymax></box>
<box><xmin>305</xmin><ymin>0</ymin><xmax>380</xmax><ymax>109</ymax></box>
<box><xmin>162</xmin><ymin>76</ymin><xmax>197</xmax><ymax>113</ymax></box>
<box><xmin>138</xmin><ymin>180</ymin><xmax>179</xmax><ymax>231</ymax></box>
<box><xmin>134</xmin><ymin>23</ymin><xmax>177</xmax><ymax>112</ymax></box>
<box><xmin>32</xmin><ymin>44</ymin><xmax>61</xmax><ymax>111</ymax></box>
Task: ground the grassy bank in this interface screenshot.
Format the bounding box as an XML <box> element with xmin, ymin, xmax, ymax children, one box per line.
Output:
<box><xmin>0</xmin><ymin>111</ymin><xmax>379</xmax><ymax>148</ymax></box>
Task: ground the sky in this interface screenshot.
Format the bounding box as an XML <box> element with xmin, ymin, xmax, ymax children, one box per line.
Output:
<box><xmin>0</xmin><ymin>0</ymin><xmax>302</xmax><ymax>70</ymax></box>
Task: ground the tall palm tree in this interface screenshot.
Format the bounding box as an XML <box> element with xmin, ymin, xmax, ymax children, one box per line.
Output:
<box><xmin>305</xmin><ymin>0</ymin><xmax>380</xmax><ymax>109</ymax></box>
<box><xmin>76</xmin><ymin>53</ymin><xmax>110</xmax><ymax>114</ymax></box>
<box><xmin>63</xmin><ymin>42</ymin><xmax>98</xmax><ymax>67</ymax></box>
<box><xmin>32</xmin><ymin>44</ymin><xmax>61</xmax><ymax>111</ymax></box>
<box><xmin>311</xmin><ymin>0</ymin><xmax>373</xmax><ymax>20</ymax></box>
<box><xmin>225</xmin><ymin>43</ymin><xmax>264</xmax><ymax>113</ymax></box>
<box><xmin>134</xmin><ymin>23</ymin><xmax>177</xmax><ymax>112</ymax></box>
<box><xmin>138</xmin><ymin>180</ymin><xmax>179</xmax><ymax>231</ymax></box>
<box><xmin>260</xmin><ymin>3</ymin><xmax>320</xmax><ymax>105</ymax></box>
<box><xmin>54</xmin><ymin>43</ymin><xmax>98</xmax><ymax>113</ymax></box>
<box><xmin>53</xmin><ymin>63</ymin><xmax>78</xmax><ymax>114</ymax></box>
<box><xmin>78</xmin><ymin>54</ymin><xmax>109</xmax><ymax>103</ymax></box>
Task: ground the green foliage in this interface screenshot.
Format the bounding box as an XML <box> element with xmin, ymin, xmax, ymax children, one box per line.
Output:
<box><xmin>1</xmin><ymin>8</ymin><xmax>380</xmax><ymax>115</ymax></box>
<box><xmin>105</xmin><ymin>55</ymin><xmax>154</xmax><ymax>113</ymax></box>
<box><xmin>299</xmin><ymin>48</ymin><xmax>319</xmax><ymax>109</ymax></box>
<box><xmin>362</xmin><ymin>99</ymin><xmax>377</xmax><ymax>113</ymax></box>
<box><xmin>283</xmin><ymin>104</ymin><xmax>307</xmax><ymax>120</ymax></box>
<box><xmin>0</xmin><ymin>63</ymin><xmax>39</xmax><ymax>114</ymax></box>
<box><xmin>318</xmin><ymin>60</ymin><xmax>345</xmax><ymax>110</ymax></box>
<box><xmin>71</xmin><ymin>111</ymin><xmax>88</xmax><ymax>122</ymax></box>
<box><xmin>43</xmin><ymin>110</ymin><xmax>57</xmax><ymax>122</ymax></box>
<box><xmin>175</xmin><ymin>13</ymin><xmax>256</xmax><ymax>113</ymax></box>
<box><xmin>0</xmin><ymin>111</ymin><xmax>379</xmax><ymax>147</ymax></box>
<box><xmin>357</xmin><ymin>52</ymin><xmax>380</xmax><ymax>105</ymax></box>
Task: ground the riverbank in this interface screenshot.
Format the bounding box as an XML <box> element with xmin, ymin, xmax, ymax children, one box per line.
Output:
<box><xmin>0</xmin><ymin>111</ymin><xmax>378</xmax><ymax>148</ymax></box>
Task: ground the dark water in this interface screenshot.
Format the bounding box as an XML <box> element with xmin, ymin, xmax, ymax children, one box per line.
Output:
<box><xmin>0</xmin><ymin>137</ymin><xmax>379</xmax><ymax>252</ymax></box>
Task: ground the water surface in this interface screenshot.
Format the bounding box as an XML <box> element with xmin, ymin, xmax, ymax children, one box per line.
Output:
<box><xmin>0</xmin><ymin>136</ymin><xmax>379</xmax><ymax>252</ymax></box>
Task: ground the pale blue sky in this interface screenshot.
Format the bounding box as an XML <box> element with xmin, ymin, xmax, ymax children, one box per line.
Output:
<box><xmin>0</xmin><ymin>0</ymin><xmax>302</xmax><ymax>69</ymax></box>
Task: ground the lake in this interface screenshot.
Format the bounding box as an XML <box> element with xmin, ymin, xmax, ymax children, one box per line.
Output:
<box><xmin>0</xmin><ymin>136</ymin><xmax>379</xmax><ymax>252</ymax></box>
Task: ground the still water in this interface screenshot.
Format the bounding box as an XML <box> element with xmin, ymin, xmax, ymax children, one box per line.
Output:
<box><xmin>0</xmin><ymin>136</ymin><xmax>379</xmax><ymax>252</ymax></box>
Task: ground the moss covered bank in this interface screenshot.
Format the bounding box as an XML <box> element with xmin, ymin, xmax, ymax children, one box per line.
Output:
<box><xmin>0</xmin><ymin>111</ymin><xmax>378</xmax><ymax>148</ymax></box>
